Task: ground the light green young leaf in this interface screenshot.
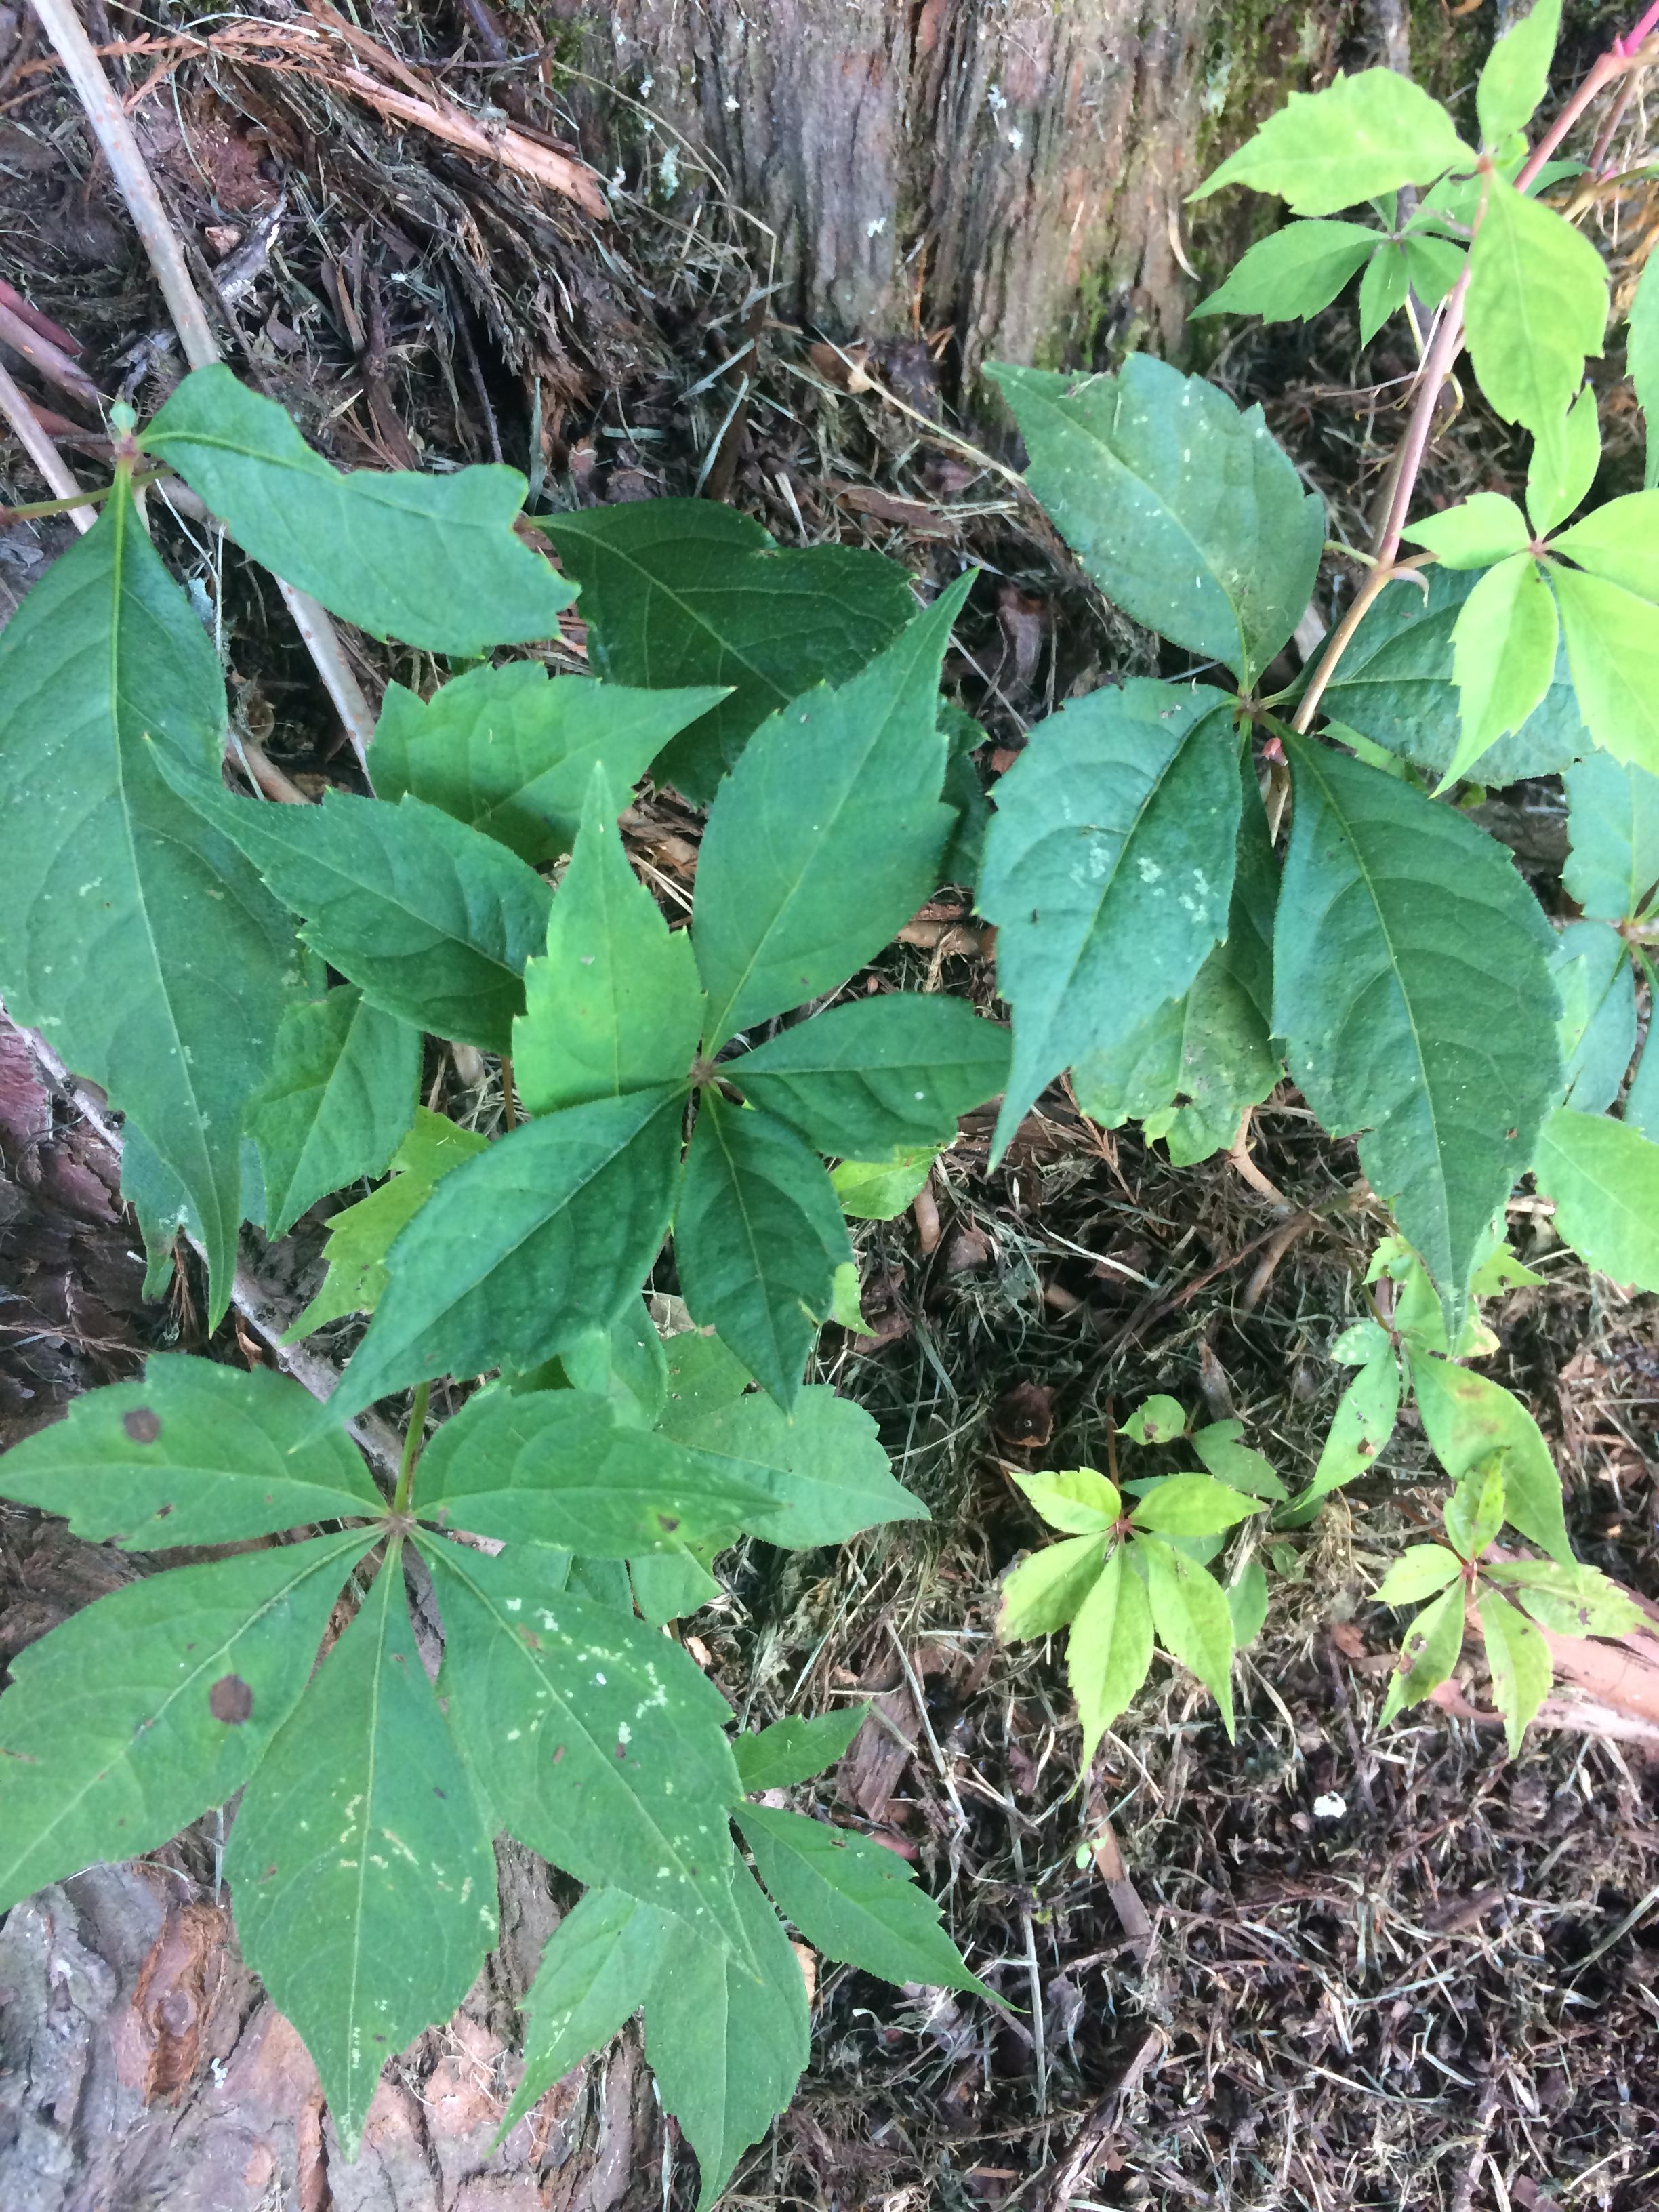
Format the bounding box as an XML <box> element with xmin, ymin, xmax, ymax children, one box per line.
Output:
<box><xmin>1130</xmin><ymin>1473</ymin><xmax>1265</xmax><ymax>1536</ymax></box>
<box><xmin>1380</xmin><ymin>1582</ymin><xmax>1465</xmax><ymax>1725</ymax></box>
<box><xmin>998</xmin><ymin>1534</ymin><xmax>1113</xmax><ymax>1639</ymax></box>
<box><xmin>1443</xmin><ymin>1451</ymin><xmax>1507</xmax><ymax>1559</ymax></box>
<box><xmin>740</xmin><ymin>1805</ymin><xmax>987</xmax><ymax>1992</ymax></box>
<box><xmin>1477</xmin><ymin>1589</ymin><xmax>1553</xmax><ymax>1757</ymax></box>
<box><xmin>1477</xmin><ymin>0</ymin><xmax>1563</xmax><ymax>147</ymax></box>
<box><xmin>1525</xmin><ymin>385</ymin><xmax>1600</xmax><ymax>536</ymax></box>
<box><xmin>1533</xmin><ymin>1107</ymin><xmax>1659</xmax><ymax>1291</ymax></box>
<box><xmin>248</xmin><ymin>986</ymin><xmax>419</xmax><ymax>1239</ymax></box>
<box><xmin>1274</xmin><ymin>735</ymin><xmax>1561</xmax><ymax>1328</ymax></box>
<box><xmin>693</xmin><ymin>583</ymin><xmax>966</xmax><ymax>1050</ymax></box>
<box><xmin>1403</xmin><ymin>230</ymin><xmax>1467</xmax><ymax>308</ymax></box>
<box><xmin>1631</xmin><ymin>247</ymin><xmax>1659</xmax><ymax>490</ymax></box>
<box><xmin>1358</xmin><ymin>240</ymin><xmax>1410</xmax><ymax>342</ymax></box>
<box><xmin>1468</xmin><ymin>1240</ymin><xmax>1546</xmax><ymax>1294</ymax></box>
<box><xmin>1404</xmin><ymin>493</ymin><xmax>1530</xmax><ymax>569</ymax></box>
<box><xmin>987</xmin><ymin>359</ymin><xmax>1322</xmax><ymax>684</ymax></box>
<box><xmin>1191</xmin><ymin>69</ymin><xmax>1471</xmax><ymax>216</ymax></box>
<box><xmin>502</xmin><ymin>1889</ymin><xmax>670</xmax><ymax>2135</ymax></box>
<box><xmin>729</xmin><ymin>994</ymin><xmax>1010</xmax><ymax>1159</ymax></box>
<box><xmin>1292</xmin><ymin>1338</ymin><xmax>1401</xmax><ymax>1511</ymax></box>
<box><xmin>1552</xmin><ymin>920</ymin><xmax>1636</xmax><ymax>1113</ymax></box>
<box><xmin>541</xmin><ymin>499</ymin><xmax>916</xmax><ymax>803</ymax></box>
<box><xmin>226</xmin><ymin>1548</ymin><xmax>497</xmax><ymax>2156</ymax></box>
<box><xmin>979</xmin><ymin>682</ymin><xmax>1241</xmax><ymax>1153</ymax></box>
<box><xmin>414</xmin><ymin>1385</ymin><xmax>773</xmax><ymax>1554</ymax></box>
<box><xmin>1014</xmin><ymin>1467</ymin><xmax>1122</xmax><ymax>1534</ymax></box>
<box><xmin>1486</xmin><ymin>1557</ymin><xmax>1643</xmax><ymax>1637</ymax></box>
<box><xmin>644</xmin><ymin>1866</ymin><xmax>809</xmax><ymax>2212</ymax></box>
<box><xmin>1552</xmin><ymin>565</ymin><xmax>1659</xmax><ymax>773</ymax></box>
<box><xmin>1372</xmin><ymin>1544</ymin><xmax>1462</xmax><ymax>1605</ymax></box>
<box><xmin>369</xmin><ymin>665</ymin><xmax>726</xmax><ymax>863</ymax></box>
<box><xmin>286</xmin><ymin>1107</ymin><xmax>489</xmax><ymax>1337</ymax></box>
<box><xmin>0</xmin><ymin>1532</ymin><xmax>367</xmax><ymax>1911</ymax></box>
<box><xmin>676</xmin><ymin>1097</ymin><xmax>851</xmax><ymax>1409</ymax></box>
<box><xmin>142</xmin><ymin>364</ymin><xmax>570</xmax><ymax>652</ymax></box>
<box><xmin>1191</xmin><ymin>219</ymin><xmax>1380</xmax><ymax>321</ymax></box>
<box><xmin>1465</xmin><ymin>176</ymin><xmax>1608</xmax><ymax>441</ymax></box>
<box><xmin>0</xmin><ymin>1355</ymin><xmax>383</xmax><ymax>1547</ymax></box>
<box><xmin>1191</xmin><ymin>1424</ymin><xmax>1288</xmax><ymax>1501</ymax></box>
<box><xmin>329</xmin><ymin>1089</ymin><xmax>682</xmax><ymax>1423</ymax></box>
<box><xmin>1122</xmin><ymin>1395</ymin><xmax>1188</xmax><ymax>1446</ymax></box>
<box><xmin>1410</xmin><ymin>1351</ymin><xmax>1570</xmax><ymax>1563</ymax></box>
<box><xmin>733</xmin><ymin>1706</ymin><xmax>868</xmax><ymax>1793</ymax></box>
<box><xmin>0</xmin><ymin>483</ymin><xmax>295</xmax><ymax>1324</ymax></box>
<box><xmin>1139</xmin><ymin>1536</ymin><xmax>1237</xmax><ymax>1737</ymax></box>
<box><xmin>1553</xmin><ymin>490</ymin><xmax>1659</xmax><ymax>601</ymax></box>
<box><xmin>512</xmin><ymin>768</ymin><xmax>702</xmax><ymax>1115</ymax></box>
<box><xmin>1563</xmin><ymin>751</ymin><xmax>1659</xmax><ymax>920</ymax></box>
<box><xmin>1067</xmin><ymin>1543</ymin><xmax>1155</xmax><ymax>1765</ymax></box>
<box><xmin>1442</xmin><ymin>552</ymin><xmax>1559</xmax><ymax>785</ymax></box>
<box><xmin>830</xmin><ymin>1144</ymin><xmax>942</xmax><ymax>1221</ymax></box>
<box><xmin>421</xmin><ymin>1536</ymin><xmax>750</xmax><ymax>1954</ymax></box>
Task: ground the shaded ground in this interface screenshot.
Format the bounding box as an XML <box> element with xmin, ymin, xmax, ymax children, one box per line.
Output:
<box><xmin>3</xmin><ymin>9</ymin><xmax>1658</xmax><ymax>2209</ymax></box>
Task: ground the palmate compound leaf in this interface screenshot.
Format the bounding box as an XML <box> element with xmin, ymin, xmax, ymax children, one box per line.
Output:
<box><xmin>328</xmin><ymin>1088</ymin><xmax>684</xmax><ymax>1426</ymax></box>
<box><xmin>726</xmin><ymin>993</ymin><xmax>1011</xmax><ymax>1159</ymax></box>
<box><xmin>1191</xmin><ymin>68</ymin><xmax>1471</xmax><ymax>216</ymax></box>
<box><xmin>511</xmin><ymin>766</ymin><xmax>703</xmax><ymax>1116</ymax></box>
<box><xmin>1563</xmin><ymin>750</ymin><xmax>1659</xmax><ymax>921</ymax></box>
<box><xmin>417</xmin><ymin>1534</ymin><xmax>751</xmax><ymax>1955</ymax></box>
<box><xmin>1066</xmin><ymin>1544</ymin><xmax>1155</xmax><ymax>1765</ymax></box>
<box><xmin>1274</xmin><ymin>735</ymin><xmax>1561</xmax><ymax>1328</ymax></box>
<box><xmin>413</xmin><ymin>1384</ymin><xmax>777</xmax><ymax>1556</ymax></box>
<box><xmin>0</xmin><ymin>1355</ymin><xmax>384</xmax><ymax>1547</ymax></box>
<box><xmin>1408</xmin><ymin>1351</ymin><xmax>1571</xmax><ymax>1563</ymax></box>
<box><xmin>988</xmin><ymin>360</ymin><xmax>1323</xmax><ymax>687</ymax></box>
<box><xmin>1533</xmin><ymin>1107</ymin><xmax>1659</xmax><ymax>1293</ymax></box>
<box><xmin>225</xmin><ymin>1543</ymin><xmax>497</xmax><ymax>2156</ymax></box>
<box><xmin>739</xmin><ymin>1804</ymin><xmax>987</xmax><ymax>1993</ymax></box>
<box><xmin>978</xmin><ymin>682</ymin><xmax>1242</xmax><ymax>1155</ymax></box>
<box><xmin>501</xmin><ymin>1887</ymin><xmax>675</xmax><ymax>2134</ymax></box>
<box><xmin>368</xmin><ymin>663</ymin><xmax>728</xmax><ymax>863</ymax></box>
<box><xmin>693</xmin><ymin>580</ymin><xmax>970</xmax><ymax>1051</ymax></box>
<box><xmin>0</xmin><ymin>479</ymin><xmax>295</xmax><ymax>1324</ymax></box>
<box><xmin>247</xmin><ymin>985</ymin><xmax>420</xmax><ymax>1240</ymax></box>
<box><xmin>0</xmin><ymin>1530</ymin><xmax>369</xmax><ymax>1911</ymax></box>
<box><xmin>1191</xmin><ymin>218</ymin><xmax>1380</xmax><ymax>324</ymax></box>
<box><xmin>731</xmin><ymin>1706</ymin><xmax>868</xmax><ymax>1793</ymax></box>
<box><xmin>674</xmin><ymin>1094</ymin><xmax>853</xmax><ymax>1410</ymax></box>
<box><xmin>539</xmin><ymin>498</ymin><xmax>918</xmax><ymax>803</ymax></box>
<box><xmin>142</xmin><ymin>365</ymin><xmax>571</xmax><ymax>654</ymax></box>
<box><xmin>161</xmin><ymin>768</ymin><xmax>552</xmax><ymax>1056</ymax></box>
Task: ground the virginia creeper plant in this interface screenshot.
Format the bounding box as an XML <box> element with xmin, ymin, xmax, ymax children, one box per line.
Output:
<box><xmin>0</xmin><ymin>0</ymin><xmax>1657</xmax><ymax>2192</ymax></box>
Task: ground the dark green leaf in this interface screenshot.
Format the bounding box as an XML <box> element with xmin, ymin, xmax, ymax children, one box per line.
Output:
<box><xmin>1191</xmin><ymin>69</ymin><xmax>1470</xmax><ymax>216</ymax></box>
<box><xmin>1563</xmin><ymin>750</ymin><xmax>1659</xmax><ymax>920</ymax></box>
<box><xmin>369</xmin><ymin>665</ymin><xmax>726</xmax><ymax>862</ymax></box>
<box><xmin>502</xmin><ymin>1889</ymin><xmax>672</xmax><ymax>2133</ymax></box>
<box><xmin>142</xmin><ymin>365</ymin><xmax>571</xmax><ymax>653</ymax></box>
<box><xmin>1358</xmin><ymin>241</ymin><xmax>1411</xmax><ymax>342</ymax></box>
<box><xmin>732</xmin><ymin>1706</ymin><xmax>867</xmax><ymax>1793</ymax></box>
<box><xmin>1191</xmin><ymin>219</ymin><xmax>1379</xmax><ymax>322</ymax></box>
<box><xmin>660</xmin><ymin>1330</ymin><xmax>754</xmax><ymax>1420</ymax></box>
<box><xmin>940</xmin><ymin>704</ymin><xmax>989</xmax><ymax>886</ymax></box>
<box><xmin>628</xmin><ymin>1544</ymin><xmax>722</xmax><ymax>1628</ymax></box>
<box><xmin>247</xmin><ymin>985</ymin><xmax>419</xmax><ymax>1238</ymax></box>
<box><xmin>1190</xmin><ymin>1422</ymin><xmax>1288</xmax><ymax>1501</ymax></box>
<box><xmin>1534</xmin><ymin>1107</ymin><xmax>1659</xmax><ymax>1291</ymax></box>
<box><xmin>1552</xmin><ymin>920</ymin><xmax>1635</xmax><ymax>1113</ymax></box>
<box><xmin>225</xmin><ymin>1547</ymin><xmax>497</xmax><ymax>2154</ymax></box>
<box><xmin>989</xmin><ymin>359</ymin><xmax>1323</xmax><ymax>684</ymax></box>
<box><xmin>541</xmin><ymin>499</ymin><xmax>916</xmax><ymax>802</ymax></box>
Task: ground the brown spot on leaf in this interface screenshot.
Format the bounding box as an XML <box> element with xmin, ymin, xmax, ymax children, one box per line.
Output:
<box><xmin>210</xmin><ymin>1674</ymin><xmax>254</xmax><ymax>1724</ymax></box>
<box><xmin>123</xmin><ymin>1406</ymin><xmax>161</xmax><ymax>1443</ymax></box>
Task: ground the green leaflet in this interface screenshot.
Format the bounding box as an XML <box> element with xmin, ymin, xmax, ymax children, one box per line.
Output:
<box><xmin>830</xmin><ymin>1144</ymin><xmax>943</xmax><ymax>1221</ymax></box>
<box><xmin>1191</xmin><ymin>69</ymin><xmax>1470</xmax><ymax>216</ymax></box>
<box><xmin>420</xmin><ymin>1536</ymin><xmax>749</xmax><ymax>1954</ymax></box>
<box><xmin>1274</xmin><ymin>735</ymin><xmax>1561</xmax><ymax>1326</ymax></box>
<box><xmin>1465</xmin><ymin>175</ymin><xmax>1607</xmax><ymax>445</ymax></box>
<box><xmin>1631</xmin><ymin>248</ymin><xmax>1659</xmax><ymax>491</ymax></box>
<box><xmin>1443</xmin><ymin>1452</ymin><xmax>1507</xmax><ymax>1560</ymax></box>
<box><xmin>1380</xmin><ymin>1583</ymin><xmax>1465</xmax><ymax>1725</ymax></box>
<box><xmin>1130</xmin><ymin>1474</ymin><xmax>1265</xmax><ymax>1537</ymax></box>
<box><xmin>330</xmin><ymin>1088</ymin><xmax>683</xmax><ymax>1424</ymax></box>
<box><xmin>739</xmin><ymin>1805</ymin><xmax>986</xmax><ymax>1994</ymax></box>
<box><xmin>1066</xmin><ymin>1544</ymin><xmax>1155</xmax><ymax>1763</ymax></box>
<box><xmin>645</xmin><ymin>1863</ymin><xmax>810</xmax><ymax>2211</ymax></box>
<box><xmin>0</xmin><ymin>1355</ymin><xmax>382</xmax><ymax>1546</ymax></box>
<box><xmin>541</xmin><ymin>499</ymin><xmax>917</xmax><ymax>802</ymax></box>
<box><xmin>1292</xmin><ymin>1338</ymin><xmax>1401</xmax><ymax>1512</ymax></box>
<box><xmin>0</xmin><ymin>1531</ymin><xmax>367</xmax><ymax>1911</ymax></box>
<box><xmin>1563</xmin><ymin>745</ymin><xmax>1659</xmax><ymax>920</ymax></box>
<box><xmin>165</xmin><ymin>773</ymin><xmax>552</xmax><ymax>1056</ymax></box>
<box><xmin>1191</xmin><ymin>1422</ymin><xmax>1287</xmax><ymax>1501</ymax></box>
<box><xmin>1303</xmin><ymin>565</ymin><xmax>1590</xmax><ymax>783</ymax></box>
<box><xmin>1476</xmin><ymin>0</ymin><xmax>1562</xmax><ymax>147</ymax></box>
<box><xmin>1404</xmin><ymin>493</ymin><xmax>1530</xmax><ymax>569</ymax></box>
<box><xmin>502</xmin><ymin>1889</ymin><xmax>673</xmax><ymax>2134</ymax></box>
<box><xmin>675</xmin><ymin>1095</ymin><xmax>852</xmax><ymax>1409</ymax></box>
<box><xmin>1191</xmin><ymin>218</ymin><xmax>1379</xmax><ymax>323</ymax></box>
<box><xmin>1533</xmin><ymin>1107</ymin><xmax>1659</xmax><ymax>1292</ymax></box>
<box><xmin>1000</xmin><ymin>1534</ymin><xmax>1112</xmax><ymax>1637</ymax></box>
<box><xmin>553</xmin><ymin>1298</ymin><xmax>672</xmax><ymax>1427</ymax></box>
<box><xmin>1015</xmin><ymin>1466</ymin><xmax>1122</xmax><ymax>1534</ymax></box>
<box><xmin>731</xmin><ymin>1706</ymin><xmax>867</xmax><ymax>1793</ymax></box>
<box><xmin>0</xmin><ymin>482</ymin><xmax>295</xmax><ymax>1324</ymax></box>
<box><xmin>247</xmin><ymin>986</ymin><xmax>419</xmax><ymax>1239</ymax></box>
<box><xmin>1525</xmin><ymin>386</ymin><xmax>1601</xmax><ymax>537</ymax></box>
<box><xmin>654</xmin><ymin>1368</ymin><xmax>926</xmax><ymax>1549</ymax></box>
<box><xmin>1486</xmin><ymin>1558</ymin><xmax>1643</xmax><ymax>1638</ymax></box>
<box><xmin>1477</xmin><ymin>1590</ymin><xmax>1552</xmax><ymax>1757</ymax></box>
<box><xmin>287</xmin><ymin>1107</ymin><xmax>489</xmax><ymax>1338</ymax></box>
<box><xmin>989</xmin><ymin>359</ymin><xmax>1323</xmax><ymax>686</ymax></box>
<box><xmin>661</xmin><ymin>1329</ymin><xmax>754</xmax><ymax>1420</ymax></box>
<box><xmin>142</xmin><ymin>365</ymin><xmax>571</xmax><ymax>653</ymax></box>
<box><xmin>1443</xmin><ymin>553</ymin><xmax>1559</xmax><ymax>785</ymax></box>
<box><xmin>693</xmin><ymin>582</ymin><xmax>967</xmax><ymax>1050</ymax></box>
<box><xmin>1408</xmin><ymin>1351</ymin><xmax>1570</xmax><ymax>1563</ymax></box>
<box><xmin>413</xmin><ymin>1385</ymin><xmax>775</xmax><ymax>1555</ymax></box>
<box><xmin>1552</xmin><ymin>920</ymin><xmax>1635</xmax><ymax>1114</ymax></box>
<box><xmin>628</xmin><ymin>1544</ymin><xmax>722</xmax><ymax>1627</ymax></box>
<box><xmin>369</xmin><ymin>665</ymin><xmax>727</xmax><ymax>863</ymax></box>
<box><xmin>1139</xmin><ymin>1536</ymin><xmax>1237</xmax><ymax>1739</ymax></box>
<box><xmin>1357</xmin><ymin>242</ymin><xmax>1411</xmax><ymax>342</ymax></box>
<box><xmin>225</xmin><ymin>1547</ymin><xmax>498</xmax><ymax>2156</ymax></box>
<box><xmin>728</xmin><ymin>994</ymin><xmax>1010</xmax><ymax>1158</ymax></box>
<box><xmin>1122</xmin><ymin>1395</ymin><xmax>1187</xmax><ymax>1446</ymax></box>
<box><xmin>512</xmin><ymin>767</ymin><xmax>703</xmax><ymax>1114</ymax></box>
<box><xmin>1373</xmin><ymin>1543</ymin><xmax>1461</xmax><ymax>1605</ymax></box>
<box><xmin>1551</xmin><ymin>565</ymin><xmax>1659</xmax><ymax>775</ymax></box>
<box><xmin>1553</xmin><ymin>491</ymin><xmax>1659</xmax><ymax>601</ymax></box>
<box><xmin>978</xmin><ymin>682</ymin><xmax>1242</xmax><ymax>1154</ymax></box>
